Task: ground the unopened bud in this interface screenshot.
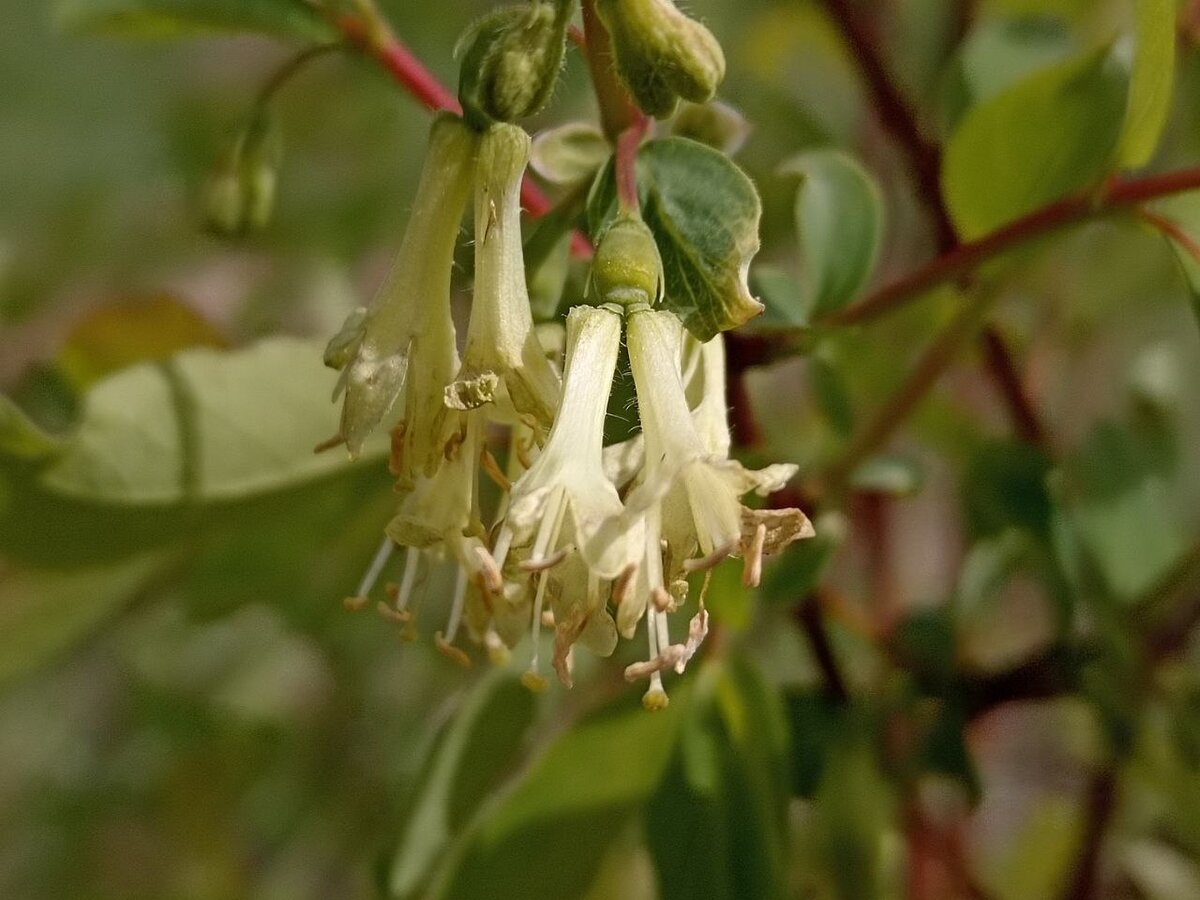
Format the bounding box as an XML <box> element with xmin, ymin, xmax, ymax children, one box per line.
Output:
<box><xmin>589</xmin><ymin>214</ymin><xmax>663</xmax><ymax>311</ymax></box>
<box><xmin>596</xmin><ymin>0</ymin><xmax>726</xmax><ymax>118</ymax></box>
<box><xmin>203</xmin><ymin>112</ymin><xmax>282</xmax><ymax>237</ymax></box>
<box><xmin>457</xmin><ymin>0</ymin><xmax>572</xmax><ymax>128</ymax></box>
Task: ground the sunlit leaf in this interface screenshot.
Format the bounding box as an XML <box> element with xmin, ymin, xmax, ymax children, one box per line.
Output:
<box><xmin>53</xmin><ymin>0</ymin><xmax>337</xmax><ymax>40</ymax></box>
<box><xmin>529</xmin><ymin>123</ymin><xmax>610</xmax><ymax>186</ymax></box>
<box><xmin>780</xmin><ymin>149</ymin><xmax>883</xmax><ymax>316</ymax></box>
<box><xmin>1118</xmin><ymin>0</ymin><xmax>1175</xmax><ymax>168</ymax></box>
<box><xmin>943</xmin><ymin>46</ymin><xmax>1128</xmax><ymax>238</ymax></box>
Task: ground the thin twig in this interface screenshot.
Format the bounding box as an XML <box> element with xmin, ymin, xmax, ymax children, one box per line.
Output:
<box><xmin>795</xmin><ymin>594</ymin><xmax>850</xmax><ymax>705</ymax></box>
<box><xmin>979</xmin><ymin>325</ymin><xmax>1047</xmax><ymax>448</ymax></box>
<box><xmin>1061</xmin><ymin>767</ymin><xmax>1119</xmax><ymax>900</ymax></box>
<box><xmin>825</xmin><ymin>167</ymin><xmax>1200</xmax><ymax>326</ymax></box>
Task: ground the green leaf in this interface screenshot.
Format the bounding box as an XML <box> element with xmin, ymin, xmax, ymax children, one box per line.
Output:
<box><xmin>1055</xmin><ymin>422</ymin><xmax>1187</xmax><ymax>601</ymax></box>
<box><xmin>645</xmin><ymin>658</ymin><xmax>790</xmax><ymax>900</ymax></box>
<box><xmin>0</xmin><ymin>396</ymin><xmax>64</xmax><ymax>461</ymax></box>
<box><xmin>390</xmin><ymin>673</ymin><xmax>537</xmax><ymax>899</ymax></box>
<box><xmin>749</xmin><ymin>265</ymin><xmax>809</xmax><ymax>328</ymax></box>
<box><xmin>0</xmin><ymin>338</ymin><xmax>387</xmax><ymax>566</ymax></box>
<box><xmin>849</xmin><ymin>454</ymin><xmax>924</xmax><ymax>497</ymax></box>
<box><xmin>780</xmin><ymin>149</ymin><xmax>884</xmax><ymax>315</ymax></box>
<box><xmin>3</xmin><ymin>337</ymin><xmax>377</xmax><ymax>507</ymax></box>
<box><xmin>433</xmin><ymin>686</ymin><xmax>689</xmax><ymax>900</ymax></box>
<box><xmin>1148</xmin><ymin>192</ymin><xmax>1200</xmax><ymax>330</ymax></box>
<box><xmin>943</xmin><ymin>46</ymin><xmax>1128</xmax><ymax>239</ymax></box>
<box><xmin>53</xmin><ymin>0</ymin><xmax>336</xmax><ymax>40</ymax></box>
<box><xmin>962</xmin><ymin>440</ymin><xmax>1054</xmax><ymax>540</ymax></box>
<box><xmin>958</xmin><ymin>17</ymin><xmax>1075</xmax><ymax>104</ymax></box>
<box><xmin>1118</xmin><ymin>0</ymin><xmax>1175</xmax><ymax>168</ymax></box>
<box><xmin>0</xmin><ymin>551</ymin><xmax>173</xmax><ymax>688</ymax></box>
<box><xmin>589</xmin><ymin>137</ymin><xmax>764</xmax><ymax>341</ymax></box>
<box><xmin>529</xmin><ymin>123</ymin><xmax>611</xmax><ymax>186</ymax></box>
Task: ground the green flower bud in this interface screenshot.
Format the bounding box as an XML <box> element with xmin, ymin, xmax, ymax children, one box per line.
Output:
<box><xmin>457</xmin><ymin>0</ymin><xmax>573</xmax><ymax>129</ymax></box>
<box><xmin>202</xmin><ymin>112</ymin><xmax>282</xmax><ymax>237</ymax></box>
<box><xmin>589</xmin><ymin>214</ymin><xmax>664</xmax><ymax>311</ymax></box>
<box><xmin>596</xmin><ymin>0</ymin><xmax>726</xmax><ymax>119</ymax></box>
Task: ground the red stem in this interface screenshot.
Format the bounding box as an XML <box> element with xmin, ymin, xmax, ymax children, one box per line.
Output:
<box><xmin>332</xmin><ymin>10</ymin><xmax>572</xmax><ymax>232</ymax></box>
<box><xmin>615</xmin><ymin>116</ymin><xmax>650</xmax><ymax>214</ymax></box>
<box><xmin>824</xmin><ymin>167</ymin><xmax>1200</xmax><ymax>326</ymax></box>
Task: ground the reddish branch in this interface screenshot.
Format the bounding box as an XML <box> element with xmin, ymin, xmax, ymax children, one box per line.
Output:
<box><xmin>825</xmin><ymin>167</ymin><xmax>1200</xmax><ymax>326</ymax></box>
<box><xmin>332</xmin><ymin>10</ymin><xmax>557</xmax><ymax>222</ymax></box>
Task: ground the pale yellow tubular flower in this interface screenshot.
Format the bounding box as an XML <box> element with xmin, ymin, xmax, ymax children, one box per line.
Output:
<box><xmin>445</xmin><ymin>123</ymin><xmax>560</xmax><ymax>432</ymax></box>
<box><xmin>492</xmin><ymin>304</ymin><xmax>639</xmax><ymax>686</ymax></box>
<box><xmin>326</xmin><ymin>113</ymin><xmax>477</xmax><ymax>460</ymax></box>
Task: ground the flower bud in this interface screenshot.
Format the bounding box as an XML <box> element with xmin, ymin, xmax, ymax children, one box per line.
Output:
<box><xmin>202</xmin><ymin>112</ymin><xmax>282</xmax><ymax>237</ymax></box>
<box><xmin>588</xmin><ymin>214</ymin><xmax>663</xmax><ymax>311</ymax></box>
<box><xmin>596</xmin><ymin>0</ymin><xmax>726</xmax><ymax>118</ymax></box>
<box><xmin>457</xmin><ymin>0</ymin><xmax>572</xmax><ymax>128</ymax></box>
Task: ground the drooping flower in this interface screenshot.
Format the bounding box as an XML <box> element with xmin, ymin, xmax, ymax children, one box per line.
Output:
<box><xmin>593</xmin><ymin>307</ymin><xmax>812</xmax><ymax>707</ymax></box>
<box><xmin>489</xmin><ymin>304</ymin><xmax>639</xmax><ymax>687</ymax></box>
<box><xmin>324</xmin><ymin>113</ymin><xmax>477</xmax><ymax>465</ymax></box>
<box><xmin>444</xmin><ymin>122</ymin><xmax>560</xmax><ymax>432</ymax></box>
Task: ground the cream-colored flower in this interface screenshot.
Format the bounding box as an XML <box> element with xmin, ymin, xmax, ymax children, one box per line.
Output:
<box><xmin>489</xmin><ymin>304</ymin><xmax>640</xmax><ymax>686</ymax></box>
<box><xmin>325</xmin><ymin>114</ymin><xmax>476</xmax><ymax>463</ymax></box>
<box><xmin>445</xmin><ymin>123</ymin><xmax>560</xmax><ymax>431</ymax></box>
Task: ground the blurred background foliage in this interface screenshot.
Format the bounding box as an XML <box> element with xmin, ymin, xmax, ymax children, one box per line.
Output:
<box><xmin>2</xmin><ymin>0</ymin><xmax>1200</xmax><ymax>898</ymax></box>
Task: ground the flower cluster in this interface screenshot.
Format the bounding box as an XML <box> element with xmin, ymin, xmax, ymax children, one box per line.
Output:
<box><xmin>325</xmin><ymin>115</ymin><xmax>812</xmax><ymax>709</ymax></box>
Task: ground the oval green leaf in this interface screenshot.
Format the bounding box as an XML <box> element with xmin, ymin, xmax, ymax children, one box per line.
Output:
<box><xmin>780</xmin><ymin>149</ymin><xmax>884</xmax><ymax>316</ymax></box>
<box><xmin>1118</xmin><ymin>0</ymin><xmax>1175</xmax><ymax>168</ymax></box>
<box><xmin>942</xmin><ymin>46</ymin><xmax>1129</xmax><ymax>239</ymax></box>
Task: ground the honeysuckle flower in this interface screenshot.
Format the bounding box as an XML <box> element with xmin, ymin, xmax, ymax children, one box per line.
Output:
<box><xmin>489</xmin><ymin>304</ymin><xmax>641</xmax><ymax>687</ymax></box>
<box><xmin>444</xmin><ymin>123</ymin><xmax>560</xmax><ymax>432</ymax></box>
<box><xmin>324</xmin><ymin>113</ymin><xmax>477</xmax><ymax>463</ymax></box>
<box><xmin>595</xmin><ymin>307</ymin><xmax>812</xmax><ymax>707</ymax></box>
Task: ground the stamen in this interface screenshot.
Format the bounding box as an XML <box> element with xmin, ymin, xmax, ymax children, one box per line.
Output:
<box><xmin>343</xmin><ymin>595</ymin><xmax>368</xmax><ymax>611</ymax></box>
<box><xmin>355</xmin><ymin>537</ymin><xmax>395</xmax><ymax>601</ymax></box>
<box><xmin>742</xmin><ymin>522</ymin><xmax>767</xmax><ymax>587</ymax></box>
<box><xmin>643</xmin><ymin>671</ymin><xmax>669</xmax><ymax>710</ymax></box>
<box><xmin>387</xmin><ymin>423</ymin><xmax>406</xmax><ymax>476</ymax></box>
<box><xmin>655</xmin><ymin>603</ymin><xmax>671</xmax><ymax>651</ymax></box>
<box><xmin>314</xmin><ymin>433</ymin><xmax>346</xmax><ymax>454</ymax></box>
<box><xmin>484</xmin><ymin>628</ymin><xmax>511</xmax><ymax>665</ymax></box>
<box><xmin>435</xmin><ymin>633</ymin><xmax>472</xmax><ymax>667</ymax></box>
<box><xmin>444</xmin><ymin>566</ymin><xmax>469</xmax><ymax>643</ymax></box>
<box><xmin>652</xmin><ymin>586</ymin><xmax>672</xmax><ymax>612</ymax></box>
<box><xmin>524</xmin><ymin>569</ymin><xmax>551</xmax><ymax>690</ymax></box>
<box><xmin>393</xmin><ymin>547</ymin><xmax>422</xmax><ymax>613</ymax></box>
<box><xmin>611</xmin><ymin>563</ymin><xmax>636</xmax><ymax>607</ymax></box>
<box><xmin>520</xmin><ymin>546</ymin><xmax>571</xmax><ymax>572</ymax></box>
<box><xmin>515</xmin><ymin>436</ymin><xmax>533</xmax><ymax>469</ymax></box>
<box><xmin>682</xmin><ymin>540</ymin><xmax>735</xmax><ymax>573</ymax></box>
<box><xmin>474</xmin><ymin>545</ymin><xmax>503</xmax><ymax>593</ymax></box>
<box><xmin>480</xmin><ymin>447</ymin><xmax>512</xmax><ymax>490</ymax></box>
<box><xmin>492</xmin><ymin>527</ymin><xmax>513</xmax><ymax>572</ymax></box>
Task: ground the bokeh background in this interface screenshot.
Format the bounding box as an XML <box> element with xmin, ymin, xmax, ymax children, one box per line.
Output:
<box><xmin>3</xmin><ymin>1</ymin><xmax>1200</xmax><ymax>898</ymax></box>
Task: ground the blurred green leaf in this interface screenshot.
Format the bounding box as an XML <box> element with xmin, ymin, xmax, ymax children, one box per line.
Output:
<box><xmin>0</xmin><ymin>551</ymin><xmax>172</xmax><ymax>687</ymax></box>
<box><xmin>749</xmin><ymin>264</ymin><xmax>809</xmax><ymax>328</ymax></box>
<box><xmin>668</xmin><ymin>100</ymin><xmax>751</xmax><ymax>155</ymax></box>
<box><xmin>645</xmin><ymin>658</ymin><xmax>790</xmax><ymax>900</ymax></box>
<box><xmin>589</xmin><ymin>138</ymin><xmax>764</xmax><ymax>340</ymax></box>
<box><xmin>780</xmin><ymin>149</ymin><xmax>883</xmax><ymax>316</ymax></box>
<box><xmin>1</xmin><ymin>337</ymin><xmax>378</xmax><ymax>507</ymax></box>
<box><xmin>849</xmin><ymin>454</ymin><xmax>924</xmax><ymax>497</ymax></box>
<box><xmin>0</xmin><ymin>395</ymin><xmax>64</xmax><ymax>460</ymax></box>
<box><xmin>1148</xmin><ymin>192</ymin><xmax>1200</xmax><ymax>330</ymax></box>
<box><xmin>784</xmin><ymin>689</ymin><xmax>841</xmax><ymax>798</ymax></box>
<box><xmin>943</xmin><ymin>46</ymin><xmax>1128</xmax><ymax>238</ymax></box>
<box><xmin>433</xmin><ymin>685</ymin><xmax>689</xmax><ymax>900</ymax></box>
<box><xmin>53</xmin><ymin>0</ymin><xmax>337</xmax><ymax>40</ymax></box>
<box><xmin>529</xmin><ymin>123</ymin><xmax>610</xmax><ymax>187</ymax></box>
<box><xmin>959</xmin><ymin>17</ymin><xmax>1075</xmax><ymax>104</ymax></box>
<box><xmin>1056</xmin><ymin>422</ymin><xmax>1187</xmax><ymax>601</ymax></box>
<box><xmin>759</xmin><ymin>511</ymin><xmax>845</xmax><ymax>605</ymax></box>
<box><xmin>1118</xmin><ymin>0</ymin><xmax>1175</xmax><ymax>168</ymax></box>
<box><xmin>390</xmin><ymin>672</ymin><xmax>537</xmax><ymax>899</ymax></box>
<box><xmin>962</xmin><ymin>440</ymin><xmax>1054</xmax><ymax>539</ymax></box>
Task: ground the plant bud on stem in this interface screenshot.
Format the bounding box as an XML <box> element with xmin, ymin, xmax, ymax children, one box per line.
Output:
<box><xmin>457</xmin><ymin>0</ymin><xmax>575</xmax><ymax>128</ymax></box>
<box><xmin>596</xmin><ymin>0</ymin><xmax>725</xmax><ymax>118</ymax></box>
